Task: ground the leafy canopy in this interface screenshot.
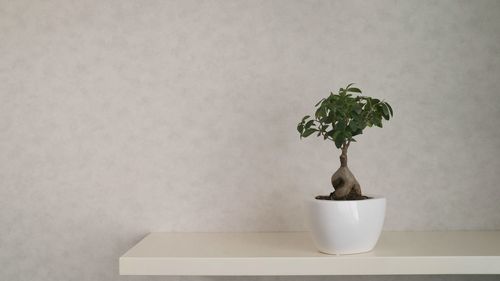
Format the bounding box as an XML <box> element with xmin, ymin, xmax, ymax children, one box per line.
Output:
<box><xmin>297</xmin><ymin>84</ymin><xmax>393</xmax><ymax>149</ymax></box>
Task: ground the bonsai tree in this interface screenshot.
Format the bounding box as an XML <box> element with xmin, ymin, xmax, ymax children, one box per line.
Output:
<box><xmin>297</xmin><ymin>83</ymin><xmax>393</xmax><ymax>200</ymax></box>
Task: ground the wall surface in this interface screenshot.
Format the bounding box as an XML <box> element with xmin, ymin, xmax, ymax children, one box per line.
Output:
<box><xmin>1</xmin><ymin>0</ymin><xmax>500</xmax><ymax>280</ymax></box>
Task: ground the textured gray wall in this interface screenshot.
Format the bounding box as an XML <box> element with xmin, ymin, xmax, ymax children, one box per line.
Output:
<box><xmin>1</xmin><ymin>0</ymin><xmax>500</xmax><ymax>280</ymax></box>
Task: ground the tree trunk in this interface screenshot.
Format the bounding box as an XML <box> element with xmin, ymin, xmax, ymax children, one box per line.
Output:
<box><xmin>329</xmin><ymin>146</ymin><xmax>363</xmax><ymax>200</ymax></box>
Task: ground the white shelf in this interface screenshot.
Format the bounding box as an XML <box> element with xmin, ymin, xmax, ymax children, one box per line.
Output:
<box><xmin>119</xmin><ymin>231</ymin><xmax>500</xmax><ymax>276</ymax></box>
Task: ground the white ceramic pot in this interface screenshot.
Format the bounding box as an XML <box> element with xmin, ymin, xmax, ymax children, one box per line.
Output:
<box><xmin>305</xmin><ymin>196</ymin><xmax>386</xmax><ymax>255</ymax></box>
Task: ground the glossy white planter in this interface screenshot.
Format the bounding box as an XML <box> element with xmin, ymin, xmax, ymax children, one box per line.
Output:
<box><xmin>305</xmin><ymin>196</ymin><xmax>386</xmax><ymax>255</ymax></box>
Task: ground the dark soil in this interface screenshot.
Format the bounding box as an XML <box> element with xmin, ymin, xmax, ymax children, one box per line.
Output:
<box><xmin>315</xmin><ymin>189</ymin><xmax>372</xmax><ymax>201</ymax></box>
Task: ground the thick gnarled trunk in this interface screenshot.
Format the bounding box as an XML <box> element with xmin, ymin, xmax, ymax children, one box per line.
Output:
<box><xmin>316</xmin><ymin>142</ymin><xmax>367</xmax><ymax>200</ymax></box>
<box><xmin>331</xmin><ymin>151</ymin><xmax>362</xmax><ymax>199</ymax></box>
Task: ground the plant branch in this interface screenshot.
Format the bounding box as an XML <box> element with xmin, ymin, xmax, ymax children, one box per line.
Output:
<box><xmin>341</xmin><ymin>140</ymin><xmax>351</xmax><ymax>155</ymax></box>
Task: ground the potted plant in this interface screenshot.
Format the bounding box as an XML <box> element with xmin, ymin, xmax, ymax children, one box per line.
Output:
<box><xmin>297</xmin><ymin>83</ymin><xmax>393</xmax><ymax>255</ymax></box>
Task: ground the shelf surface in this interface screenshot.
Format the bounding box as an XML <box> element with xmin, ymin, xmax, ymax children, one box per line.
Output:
<box><xmin>120</xmin><ymin>231</ymin><xmax>500</xmax><ymax>276</ymax></box>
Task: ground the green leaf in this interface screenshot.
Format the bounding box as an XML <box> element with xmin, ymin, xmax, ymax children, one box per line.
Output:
<box><xmin>302</xmin><ymin>128</ymin><xmax>317</xmax><ymax>137</ymax></box>
<box><xmin>315</xmin><ymin>99</ymin><xmax>325</xmax><ymax>107</ymax></box>
<box><xmin>297</xmin><ymin>124</ymin><xmax>304</xmax><ymax>133</ymax></box>
<box><xmin>380</xmin><ymin>103</ymin><xmax>390</xmax><ymax>120</ymax></box>
<box><xmin>305</xmin><ymin>120</ymin><xmax>315</xmax><ymax>128</ymax></box>
<box><xmin>386</xmin><ymin>103</ymin><xmax>394</xmax><ymax>116</ymax></box>
<box><xmin>353</xmin><ymin>104</ymin><xmax>362</xmax><ymax>114</ymax></box>
<box><xmin>336</xmin><ymin>120</ymin><xmax>347</xmax><ymax>130</ymax></box>
<box><xmin>381</xmin><ymin>103</ymin><xmax>389</xmax><ymax>116</ymax></box>
<box><xmin>352</xmin><ymin>129</ymin><xmax>363</xmax><ymax>136</ymax></box>
<box><xmin>321</xmin><ymin>115</ymin><xmax>332</xmax><ymax>124</ymax></box>
<box><xmin>334</xmin><ymin>132</ymin><xmax>344</xmax><ymax>148</ymax></box>
<box><xmin>315</xmin><ymin>106</ymin><xmax>326</xmax><ymax>119</ymax></box>
<box><xmin>346</xmin><ymin>87</ymin><xmax>362</xmax><ymax>93</ymax></box>
<box><xmin>346</xmin><ymin>83</ymin><xmax>355</xmax><ymax>89</ymax></box>
<box><xmin>334</xmin><ymin>129</ymin><xmax>345</xmax><ymax>141</ymax></box>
